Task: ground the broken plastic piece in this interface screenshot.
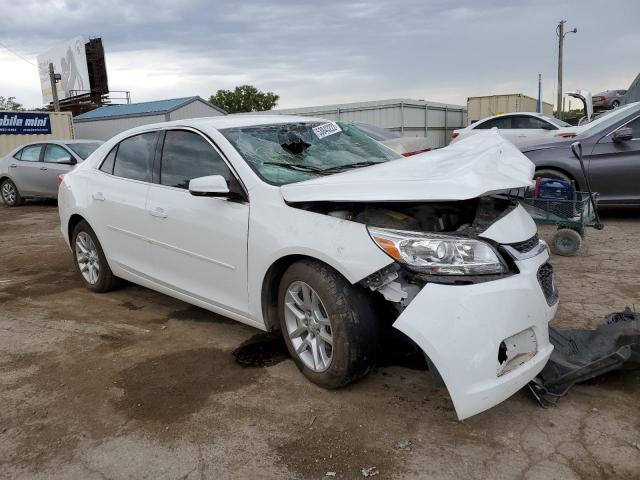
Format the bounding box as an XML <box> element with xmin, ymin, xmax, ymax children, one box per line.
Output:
<box><xmin>529</xmin><ymin>307</ymin><xmax>640</xmax><ymax>407</ymax></box>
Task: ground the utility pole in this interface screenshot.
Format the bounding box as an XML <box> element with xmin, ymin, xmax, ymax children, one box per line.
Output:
<box><xmin>556</xmin><ymin>20</ymin><xmax>577</xmax><ymax>119</ymax></box>
<box><xmin>537</xmin><ymin>74</ymin><xmax>542</xmax><ymax>113</ymax></box>
<box><xmin>48</xmin><ymin>62</ymin><xmax>61</xmax><ymax>112</ymax></box>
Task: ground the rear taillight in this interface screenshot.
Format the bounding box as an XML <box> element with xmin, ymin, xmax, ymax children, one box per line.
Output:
<box><xmin>555</xmin><ymin>132</ymin><xmax>577</xmax><ymax>138</ymax></box>
<box><xmin>451</xmin><ymin>132</ymin><xmax>460</xmax><ymax>140</ymax></box>
<box><xmin>593</xmin><ymin>96</ymin><xmax>605</xmax><ymax>102</ymax></box>
<box><xmin>402</xmin><ymin>147</ymin><xmax>432</xmax><ymax>157</ymax></box>
<box><xmin>57</xmin><ymin>174</ymin><xmax>65</xmax><ymax>188</ymax></box>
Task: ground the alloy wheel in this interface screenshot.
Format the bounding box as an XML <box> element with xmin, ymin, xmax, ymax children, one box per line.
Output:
<box><xmin>75</xmin><ymin>232</ymin><xmax>100</xmax><ymax>284</ymax></box>
<box><xmin>284</xmin><ymin>281</ymin><xmax>333</xmax><ymax>372</ymax></box>
<box><xmin>1</xmin><ymin>183</ymin><xmax>16</xmax><ymax>205</ymax></box>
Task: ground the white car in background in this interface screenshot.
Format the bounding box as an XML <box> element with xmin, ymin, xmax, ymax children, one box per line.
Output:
<box><xmin>58</xmin><ymin>117</ymin><xmax>557</xmax><ymax>420</ymax></box>
<box><xmin>451</xmin><ymin>112</ymin><xmax>580</xmax><ymax>146</ymax></box>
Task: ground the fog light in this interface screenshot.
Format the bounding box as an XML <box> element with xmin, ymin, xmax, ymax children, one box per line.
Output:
<box><xmin>497</xmin><ymin>328</ymin><xmax>538</xmax><ymax>376</ymax></box>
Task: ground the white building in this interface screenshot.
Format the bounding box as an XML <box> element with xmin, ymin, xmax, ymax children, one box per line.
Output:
<box><xmin>262</xmin><ymin>98</ymin><xmax>467</xmax><ymax>148</ymax></box>
<box><xmin>73</xmin><ymin>96</ymin><xmax>226</xmax><ymax>140</ymax></box>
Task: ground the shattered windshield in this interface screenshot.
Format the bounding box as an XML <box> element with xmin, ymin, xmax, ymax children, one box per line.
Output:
<box><xmin>220</xmin><ymin>121</ymin><xmax>402</xmax><ymax>185</ymax></box>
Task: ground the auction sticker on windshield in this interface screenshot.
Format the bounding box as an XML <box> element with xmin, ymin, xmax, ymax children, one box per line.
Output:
<box><xmin>312</xmin><ymin>122</ymin><xmax>342</xmax><ymax>139</ymax></box>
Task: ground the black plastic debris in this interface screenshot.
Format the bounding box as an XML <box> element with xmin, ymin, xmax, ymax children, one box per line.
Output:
<box><xmin>529</xmin><ymin>307</ymin><xmax>640</xmax><ymax>407</ymax></box>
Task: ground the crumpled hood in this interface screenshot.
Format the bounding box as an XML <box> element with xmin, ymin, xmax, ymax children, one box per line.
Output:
<box><xmin>280</xmin><ymin>130</ymin><xmax>534</xmax><ymax>203</ymax></box>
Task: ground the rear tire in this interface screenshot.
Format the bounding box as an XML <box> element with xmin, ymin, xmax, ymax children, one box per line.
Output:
<box><xmin>72</xmin><ymin>220</ymin><xmax>120</xmax><ymax>292</ymax></box>
<box><xmin>1</xmin><ymin>179</ymin><xmax>24</xmax><ymax>207</ymax></box>
<box><xmin>611</xmin><ymin>100</ymin><xmax>620</xmax><ymax>109</ymax></box>
<box><xmin>535</xmin><ymin>169</ymin><xmax>573</xmax><ymax>185</ymax></box>
<box><xmin>277</xmin><ymin>259</ymin><xmax>379</xmax><ymax>389</ymax></box>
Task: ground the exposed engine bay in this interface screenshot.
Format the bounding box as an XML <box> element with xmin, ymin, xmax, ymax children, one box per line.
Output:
<box><xmin>292</xmin><ymin>194</ymin><xmax>517</xmax><ymax>236</ymax></box>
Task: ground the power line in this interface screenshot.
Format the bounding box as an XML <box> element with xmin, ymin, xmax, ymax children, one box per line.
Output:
<box><xmin>0</xmin><ymin>40</ymin><xmax>38</xmax><ymax>68</ymax></box>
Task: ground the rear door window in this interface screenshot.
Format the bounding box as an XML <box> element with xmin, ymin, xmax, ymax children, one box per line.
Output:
<box><xmin>160</xmin><ymin>130</ymin><xmax>232</xmax><ymax>189</ymax></box>
<box><xmin>513</xmin><ymin>116</ymin><xmax>554</xmax><ymax>129</ymax></box>
<box><xmin>19</xmin><ymin>145</ymin><xmax>42</xmax><ymax>162</ymax></box>
<box><xmin>475</xmin><ymin>117</ymin><xmax>513</xmax><ymax>129</ymax></box>
<box><xmin>112</xmin><ymin>132</ymin><xmax>157</xmax><ymax>182</ymax></box>
<box><xmin>43</xmin><ymin>144</ymin><xmax>72</xmax><ymax>163</ymax></box>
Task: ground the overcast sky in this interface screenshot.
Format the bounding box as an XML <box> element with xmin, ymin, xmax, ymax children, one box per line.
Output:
<box><xmin>0</xmin><ymin>0</ymin><xmax>638</xmax><ymax>110</ymax></box>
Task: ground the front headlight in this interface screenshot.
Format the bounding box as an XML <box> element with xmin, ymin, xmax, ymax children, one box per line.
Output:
<box><xmin>368</xmin><ymin>227</ymin><xmax>506</xmax><ymax>275</ymax></box>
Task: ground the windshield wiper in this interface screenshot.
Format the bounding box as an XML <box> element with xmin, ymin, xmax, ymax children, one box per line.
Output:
<box><xmin>263</xmin><ymin>161</ymin><xmax>328</xmax><ymax>174</ymax></box>
<box><xmin>320</xmin><ymin>161</ymin><xmax>384</xmax><ymax>174</ymax></box>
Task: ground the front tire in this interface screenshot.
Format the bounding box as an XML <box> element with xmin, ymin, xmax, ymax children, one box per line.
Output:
<box><xmin>72</xmin><ymin>220</ymin><xmax>120</xmax><ymax>292</ymax></box>
<box><xmin>278</xmin><ymin>260</ymin><xmax>379</xmax><ymax>389</ymax></box>
<box><xmin>1</xmin><ymin>179</ymin><xmax>24</xmax><ymax>207</ymax></box>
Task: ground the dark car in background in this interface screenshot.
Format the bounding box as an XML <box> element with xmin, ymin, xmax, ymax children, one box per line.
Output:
<box><xmin>592</xmin><ymin>90</ymin><xmax>627</xmax><ymax>110</ymax></box>
<box><xmin>521</xmin><ymin>102</ymin><xmax>640</xmax><ymax>206</ymax></box>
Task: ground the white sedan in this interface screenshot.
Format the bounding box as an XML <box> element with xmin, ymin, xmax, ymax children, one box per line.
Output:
<box><xmin>451</xmin><ymin>112</ymin><xmax>580</xmax><ymax>146</ymax></box>
<box><xmin>58</xmin><ymin>116</ymin><xmax>557</xmax><ymax>420</ymax></box>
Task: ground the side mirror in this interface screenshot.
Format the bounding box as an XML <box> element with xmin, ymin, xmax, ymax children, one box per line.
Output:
<box><xmin>188</xmin><ymin>175</ymin><xmax>230</xmax><ymax>197</ymax></box>
<box><xmin>612</xmin><ymin>127</ymin><xmax>633</xmax><ymax>143</ymax></box>
<box><xmin>53</xmin><ymin>155</ymin><xmax>75</xmax><ymax>165</ymax></box>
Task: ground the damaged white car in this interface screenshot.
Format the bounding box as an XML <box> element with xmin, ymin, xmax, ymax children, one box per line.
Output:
<box><xmin>58</xmin><ymin>116</ymin><xmax>558</xmax><ymax>420</ymax></box>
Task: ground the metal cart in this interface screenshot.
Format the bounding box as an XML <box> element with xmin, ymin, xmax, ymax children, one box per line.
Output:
<box><xmin>520</xmin><ymin>193</ymin><xmax>600</xmax><ymax>256</ymax></box>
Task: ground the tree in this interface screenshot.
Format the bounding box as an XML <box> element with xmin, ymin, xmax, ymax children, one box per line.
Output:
<box><xmin>209</xmin><ymin>85</ymin><xmax>279</xmax><ymax>113</ymax></box>
<box><xmin>0</xmin><ymin>96</ymin><xmax>23</xmax><ymax>111</ymax></box>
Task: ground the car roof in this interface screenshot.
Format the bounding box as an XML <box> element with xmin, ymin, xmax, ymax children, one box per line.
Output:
<box><xmin>478</xmin><ymin>112</ymin><xmax>547</xmax><ymax>120</ymax></box>
<box><xmin>115</xmin><ymin>114</ymin><xmax>334</xmax><ymax>138</ymax></box>
<box><xmin>13</xmin><ymin>139</ymin><xmax>103</xmax><ymax>148</ymax></box>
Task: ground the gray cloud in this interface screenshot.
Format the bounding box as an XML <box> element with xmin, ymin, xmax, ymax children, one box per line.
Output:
<box><xmin>1</xmin><ymin>0</ymin><xmax>638</xmax><ymax>109</ymax></box>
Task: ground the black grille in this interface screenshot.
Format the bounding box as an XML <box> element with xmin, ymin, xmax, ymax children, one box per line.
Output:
<box><xmin>509</xmin><ymin>234</ymin><xmax>540</xmax><ymax>254</ymax></box>
<box><xmin>537</xmin><ymin>263</ymin><xmax>559</xmax><ymax>306</ymax></box>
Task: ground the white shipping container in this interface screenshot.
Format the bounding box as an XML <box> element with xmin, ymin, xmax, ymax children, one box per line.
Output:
<box><xmin>0</xmin><ymin>110</ymin><xmax>74</xmax><ymax>156</ymax></box>
<box><xmin>257</xmin><ymin>98</ymin><xmax>467</xmax><ymax>148</ymax></box>
<box><xmin>467</xmin><ymin>94</ymin><xmax>553</xmax><ymax>126</ymax></box>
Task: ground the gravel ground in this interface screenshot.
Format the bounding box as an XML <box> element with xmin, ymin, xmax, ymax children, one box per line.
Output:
<box><xmin>0</xmin><ymin>202</ymin><xmax>639</xmax><ymax>479</ymax></box>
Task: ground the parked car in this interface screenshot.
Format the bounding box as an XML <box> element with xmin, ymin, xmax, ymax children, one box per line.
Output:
<box><xmin>352</xmin><ymin>122</ymin><xmax>432</xmax><ymax>156</ymax></box>
<box><xmin>58</xmin><ymin>117</ymin><xmax>557</xmax><ymax>420</ymax></box>
<box><xmin>451</xmin><ymin>112</ymin><xmax>579</xmax><ymax>146</ymax></box>
<box><xmin>592</xmin><ymin>90</ymin><xmax>627</xmax><ymax>110</ymax></box>
<box><xmin>521</xmin><ymin>102</ymin><xmax>640</xmax><ymax>206</ymax></box>
<box><xmin>0</xmin><ymin>140</ymin><xmax>103</xmax><ymax>206</ymax></box>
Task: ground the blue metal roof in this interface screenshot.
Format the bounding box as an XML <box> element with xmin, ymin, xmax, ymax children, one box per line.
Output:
<box><xmin>74</xmin><ymin>96</ymin><xmax>219</xmax><ymax>122</ymax></box>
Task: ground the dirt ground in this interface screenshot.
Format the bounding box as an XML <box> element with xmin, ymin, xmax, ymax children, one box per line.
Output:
<box><xmin>1</xmin><ymin>202</ymin><xmax>639</xmax><ymax>480</ymax></box>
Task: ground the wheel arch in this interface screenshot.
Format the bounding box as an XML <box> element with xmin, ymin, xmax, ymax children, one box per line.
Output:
<box><xmin>260</xmin><ymin>254</ymin><xmax>364</xmax><ymax>332</ymax></box>
<box><xmin>534</xmin><ymin>166</ymin><xmax>580</xmax><ymax>190</ymax></box>
<box><xmin>67</xmin><ymin>213</ymin><xmax>87</xmax><ymax>244</ymax></box>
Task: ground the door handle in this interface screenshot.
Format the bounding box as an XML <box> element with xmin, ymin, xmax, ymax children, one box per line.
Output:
<box><xmin>148</xmin><ymin>207</ymin><xmax>168</xmax><ymax>219</ymax></box>
<box><xmin>9</xmin><ymin>164</ymin><xmax>17</xmax><ymax>168</ymax></box>
<box><xmin>92</xmin><ymin>192</ymin><xmax>105</xmax><ymax>202</ymax></box>
<box><xmin>40</xmin><ymin>166</ymin><xmax>48</xmax><ymax>171</ymax></box>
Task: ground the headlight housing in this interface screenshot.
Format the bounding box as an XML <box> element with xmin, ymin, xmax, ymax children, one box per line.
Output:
<box><xmin>368</xmin><ymin>227</ymin><xmax>506</xmax><ymax>275</ymax></box>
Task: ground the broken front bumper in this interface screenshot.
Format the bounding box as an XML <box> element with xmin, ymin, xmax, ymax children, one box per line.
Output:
<box><xmin>392</xmin><ymin>247</ymin><xmax>557</xmax><ymax>420</ymax></box>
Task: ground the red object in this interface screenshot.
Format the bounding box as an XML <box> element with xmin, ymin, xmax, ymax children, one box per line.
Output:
<box><xmin>533</xmin><ymin>177</ymin><xmax>541</xmax><ymax>198</ymax></box>
<box><xmin>555</xmin><ymin>132</ymin><xmax>577</xmax><ymax>138</ymax></box>
<box><xmin>450</xmin><ymin>132</ymin><xmax>460</xmax><ymax>140</ymax></box>
<box><xmin>402</xmin><ymin>147</ymin><xmax>432</xmax><ymax>157</ymax></box>
<box><xmin>57</xmin><ymin>174</ymin><xmax>65</xmax><ymax>188</ymax></box>
<box><xmin>593</xmin><ymin>96</ymin><xmax>605</xmax><ymax>102</ymax></box>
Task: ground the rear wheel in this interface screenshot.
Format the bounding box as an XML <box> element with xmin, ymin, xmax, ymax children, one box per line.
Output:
<box><xmin>1</xmin><ymin>179</ymin><xmax>24</xmax><ymax>207</ymax></box>
<box><xmin>535</xmin><ymin>169</ymin><xmax>573</xmax><ymax>185</ymax></box>
<box><xmin>611</xmin><ymin>100</ymin><xmax>620</xmax><ymax>109</ymax></box>
<box><xmin>278</xmin><ymin>259</ymin><xmax>379</xmax><ymax>388</ymax></box>
<box><xmin>72</xmin><ymin>220</ymin><xmax>120</xmax><ymax>292</ymax></box>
